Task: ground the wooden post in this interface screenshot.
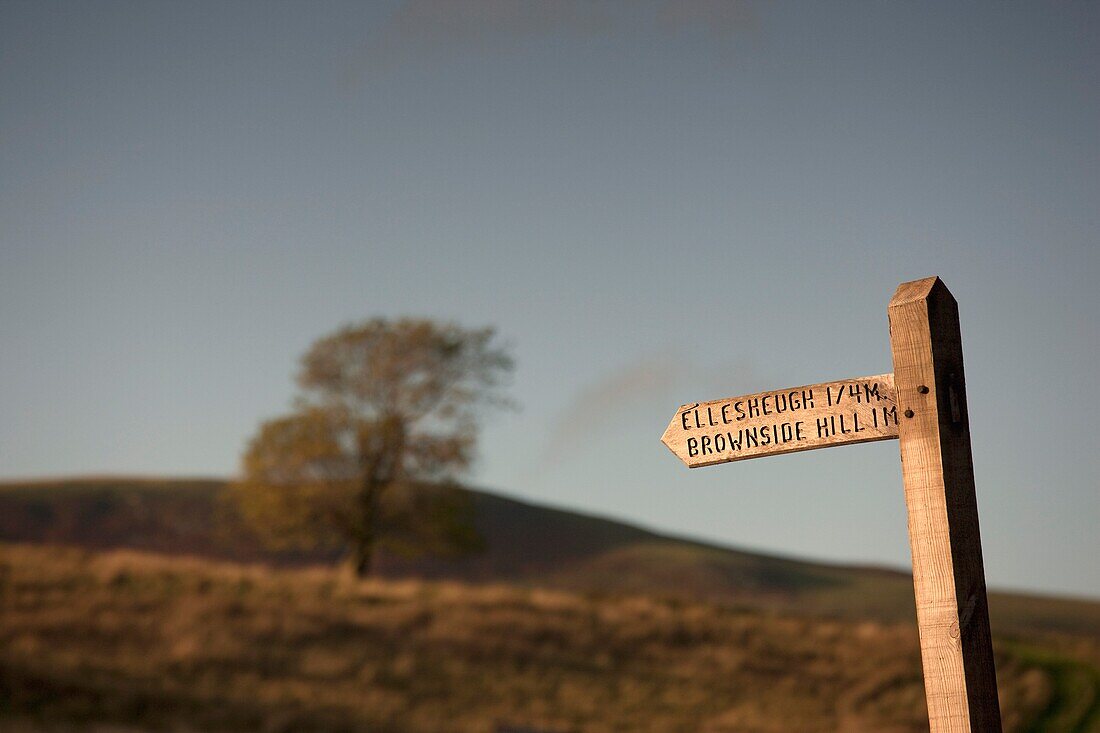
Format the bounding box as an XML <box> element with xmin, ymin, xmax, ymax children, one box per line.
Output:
<box><xmin>888</xmin><ymin>277</ymin><xmax>1002</xmax><ymax>732</ymax></box>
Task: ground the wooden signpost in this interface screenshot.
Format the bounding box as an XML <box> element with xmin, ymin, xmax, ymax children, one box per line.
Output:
<box><xmin>661</xmin><ymin>277</ymin><xmax>1001</xmax><ymax>732</ymax></box>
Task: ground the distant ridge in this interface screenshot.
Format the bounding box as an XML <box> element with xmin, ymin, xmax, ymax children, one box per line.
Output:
<box><xmin>0</xmin><ymin>476</ymin><xmax>1097</xmax><ymax>637</ymax></box>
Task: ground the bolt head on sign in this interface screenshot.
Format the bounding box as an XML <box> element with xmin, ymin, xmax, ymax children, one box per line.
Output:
<box><xmin>661</xmin><ymin>374</ymin><xmax>899</xmax><ymax>468</ymax></box>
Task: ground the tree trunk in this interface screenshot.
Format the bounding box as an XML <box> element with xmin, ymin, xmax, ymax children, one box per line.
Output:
<box><xmin>352</xmin><ymin>540</ymin><xmax>373</xmax><ymax>577</ymax></box>
<box><xmin>352</xmin><ymin>475</ymin><xmax>381</xmax><ymax>577</ymax></box>
<box><xmin>352</xmin><ymin>417</ymin><xmax>405</xmax><ymax>578</ymax></box>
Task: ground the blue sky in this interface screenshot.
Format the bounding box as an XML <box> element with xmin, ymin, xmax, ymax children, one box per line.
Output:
<box><xmin>2</xmin><ymin>1</ymin><xmax>1097</xmax><ymax>597</ymax></box>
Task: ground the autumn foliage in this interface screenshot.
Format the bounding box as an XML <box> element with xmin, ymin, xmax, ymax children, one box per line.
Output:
<box><xmin>231</xmin><ymin>319</ymin><xmax>513</xmax><ymax>574</ymax></box>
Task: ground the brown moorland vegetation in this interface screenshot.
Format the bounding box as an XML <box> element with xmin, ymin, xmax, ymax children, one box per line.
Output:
<box><xmin>1</xmin><ymin>543</ymin><xmax>1098</xmax><ymax>732</ymax></box>
<box><xmin>0</xmin><ymin>478</ymin><xmax>1097</xmax><ymax>638</ymax></box>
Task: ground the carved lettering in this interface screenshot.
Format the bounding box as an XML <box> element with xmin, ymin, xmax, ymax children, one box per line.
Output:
<box><xmin>663</xmin><ymin>374</ymin><xmax>899</xmax><ymax>467</ymax></box>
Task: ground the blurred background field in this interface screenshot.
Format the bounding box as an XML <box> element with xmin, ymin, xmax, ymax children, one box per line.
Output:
<box><xmin>1</xmin><ymin>478</ymin><xmax>1097</xmax><ymax>732</ymax></box>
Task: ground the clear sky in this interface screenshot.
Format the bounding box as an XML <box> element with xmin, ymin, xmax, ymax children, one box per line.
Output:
<box><xmin>2</xmin><ymin>1</ymin><xmax>1097</xmax><ymax>598</ymax></box>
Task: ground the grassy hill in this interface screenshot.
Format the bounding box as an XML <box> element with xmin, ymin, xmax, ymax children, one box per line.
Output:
<box><xmin>2</xmin><ymin>543</ymin><xmax>1099</xmax><ymax>733</ymax></box>
<box><xmin>0</xmin><ymin>477</ymin><xmax>1096</xmax><ymax>637</ymax></box>
<box><xmin>0</xmin><ymin>477</ymin><xmax>1098</xmax><ymax>731</ymax></box>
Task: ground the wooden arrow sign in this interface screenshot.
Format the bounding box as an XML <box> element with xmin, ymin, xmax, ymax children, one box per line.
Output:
<box><xmin>661</xmin><ymin>373</ymin><xmax>899</xmax><ymax>468</ymax></box>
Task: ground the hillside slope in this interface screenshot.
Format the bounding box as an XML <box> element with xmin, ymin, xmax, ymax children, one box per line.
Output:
<box><xmin>0</xmin><ymin>477</ymin><xmax>1097</xmax><ymax>636</ymax></box>
<box><xmin>3</xmin><ymin>544</ymin><xmax>1099</xmax><ymax>733</ymax></box>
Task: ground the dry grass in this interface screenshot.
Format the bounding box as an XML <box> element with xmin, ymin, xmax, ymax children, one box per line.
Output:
<box><xmin>1</xmin><ymin>543</ymin><xmax>1097</xmax><ymax>732</ymax></box>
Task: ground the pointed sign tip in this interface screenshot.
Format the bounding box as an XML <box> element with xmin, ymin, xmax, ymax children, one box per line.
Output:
<box><xmin>660</xmin><ymin>415</ymin><xmax>690</xmax><ymax>466</ymax></box>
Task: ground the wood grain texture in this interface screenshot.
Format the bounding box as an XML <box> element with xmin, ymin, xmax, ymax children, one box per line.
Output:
<box><xmin>662</xmin><ymin>374</ymin><xmax>898</xmax><ymax>468</ymax></box>
<box><xmin>889</xmin><ymin>276</ymin><xmax>1002</xmax><ymax>732</ymax></box>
